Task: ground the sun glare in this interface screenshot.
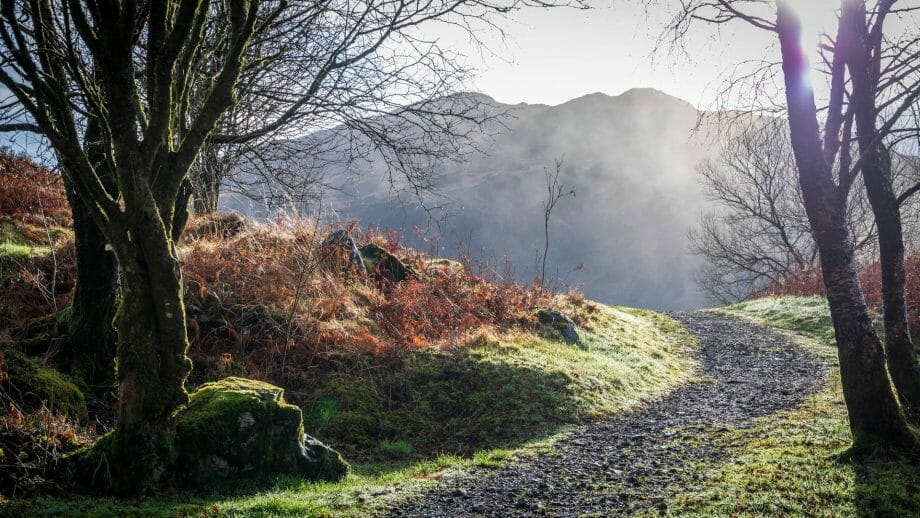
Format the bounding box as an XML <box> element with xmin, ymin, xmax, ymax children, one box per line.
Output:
<box><xmin>785</xmin><ymin>0</ymin><xmax>841</xmax><ymax>91</ymax></box>
<box><xmin>787</xmin><ymin>0</ymin><xmax>841</xmax><ymax>50</ymax></box>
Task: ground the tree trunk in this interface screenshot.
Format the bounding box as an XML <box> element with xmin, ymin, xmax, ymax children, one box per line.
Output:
<box><xmin>843</xmin><ymin>0</ymin><xmax>920</xmax><ymax>422</ymax></box>
<box><xmin>776</xmin><ymin>1</ymin><xmax>917</xmax><ymax>447</ymax></box>
<box><xmin>857</xmin><ymin>140</ymin><xmax>920</xmax><ymax>421</ymax></box>
<box><xmin>65</xmin><ymin>190</ymin><xmax>118</xmax><ymax>387</ymax></box>
<box><xmin>97</xmin><ymin>208</ymin><xmax>192</xmax><ymax>493</ymax></box>
<box><xmin>62</xmin><ymin>118</ymin><xmax>118</xmax><ymax>387</ymax></box>
<box><xmin>191</xmin><ymin>145</ymin><xmax>222</xmax><ymax>215</ymax></box>
<box><xmin>814</xmin><ymin>207</ymin><xmax>916</xmax><ymax>445</ymax></box>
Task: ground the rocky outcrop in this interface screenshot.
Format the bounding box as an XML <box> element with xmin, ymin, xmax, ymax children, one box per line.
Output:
<box><xmin>323</xmin><ymin>230</ymin><xmax>419</xmax><ymax>283</ymax></box>
<box><xmin>358</xmin><ymin>243</ymin><xmax>419</xmax><ymax>283</ymax></box>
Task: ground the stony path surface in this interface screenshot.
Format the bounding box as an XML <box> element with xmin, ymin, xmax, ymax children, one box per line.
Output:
<box><xmin>383</xmin><ymin>311</ymin><xmax>829</xmax><ymax>517</ymax></box>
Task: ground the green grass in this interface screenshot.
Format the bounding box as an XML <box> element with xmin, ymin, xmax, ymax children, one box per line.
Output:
<box><xmin>724</xmin><ymin>295</ymin><xmax>834</xmax><ymax>340</ymax></box>
<box><xmin>0</xmin><ymin>218</ymin><xmax>55</xmax><ymax>279</ymax></box>
<box><xmin>300</xmin><ymin>303</ymin><xmax>696</xmax><ymax>460</ymax></box>
<box><xmin>653</xmin><ymin>296</ymin><xmax>920</xmax><ymax>517</ymax></box>
<box><xmin>2</xmin><ymin>450</ymin><xmax>518</xmax><ymax>517</ymax></box>
<box><xmin>3</xmin><ymin>303</ymin><xmax>697</xmax><ymax>517</ymax></box>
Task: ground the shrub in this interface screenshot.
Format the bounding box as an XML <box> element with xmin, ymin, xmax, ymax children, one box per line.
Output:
<box><xmin>0</xmin><ymin>150</ymin><xmax>69</xmax><ymax>229</ymax></box>
<box><xmin>376</xmin><ymin>439</ymin><xmax>413</xmax><ymax>459</ymax></box>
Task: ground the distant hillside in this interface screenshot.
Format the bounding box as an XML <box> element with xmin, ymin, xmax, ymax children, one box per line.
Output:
<box><xmin>225</xmin><ymin>88</ymin><xmax>724</xmax><ymax>310</ymax></box>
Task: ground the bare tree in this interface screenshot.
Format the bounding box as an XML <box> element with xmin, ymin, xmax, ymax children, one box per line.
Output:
<box><xmin>690</xmin><ymin>119</ymin><xmax>885</xmax><ymax>303</ymax></box>
<box><xmin>691</xmin><ymin>120</ymin><xmax>817</xmax><ymax>302</ymax></box>
<box><xmin>540</xmin><ymin>156</ymin><xmax>575</xmax><ymax>286</ymax></box>
<box><xmin>655</xmin><ymin>0</ymin><xmax>920</xmax><ymax>447</ymax></box>
<box><xmin>0</xmin><ymin>0</ymin><xmax>580</xmax><ymax>493</ymax></box>
<box><xmin>184</xmin><ymin>0</ymin><xmax>520</xmax><ymax>217</ymax></box>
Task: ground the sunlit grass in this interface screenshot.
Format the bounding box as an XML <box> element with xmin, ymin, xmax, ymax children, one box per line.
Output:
<box><xmin>3</xmin><ymin>303</ymin><xmax>696</xmax><ymax>517</ymax></box>
<box><xmin>4</xmin><ymin>450</ymin><xmax>515</xmax><ymax>517</ymax></box>
<box><xmin>723</xmin><ymin>295</ymin><xmax>834</xmax><ymax>340</ymax></box>
<box><xmin>652</xmin><ymin>297</ymin><xmax>920</xmax><ymax>517</ymax></box>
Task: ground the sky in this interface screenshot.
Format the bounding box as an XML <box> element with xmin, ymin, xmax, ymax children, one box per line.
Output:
<box><xmin>436</xmin><ymin>1</ymin><xmax>842</xmax><ymax>109</ymax></box>
<box><xmin>1</xmin><ymin>1</ymin><xmax>846</xmax><ymax>157</ymax></box>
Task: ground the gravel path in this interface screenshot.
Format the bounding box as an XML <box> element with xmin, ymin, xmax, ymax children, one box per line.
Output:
<box><xmin>383</xmin><ymin>311</ymin><xmax>829</xmax><ymax>517</ymax></box>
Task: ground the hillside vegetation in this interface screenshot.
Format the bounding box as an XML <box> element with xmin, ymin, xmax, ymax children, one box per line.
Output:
<box><xmin>228</xmin><ymin>89</ymin><xmax>720</xmax><ymax>310</ymax></box>
<box><xmin>0</xmin><ymin>154</ymin><xmax>696</xmax><ymax>514</ymax></box>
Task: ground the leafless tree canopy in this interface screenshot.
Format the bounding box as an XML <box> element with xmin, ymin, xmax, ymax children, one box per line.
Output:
<box><xmin>689</xmin><ymin>116</ymin><xmax>920</xmax><ymax>303</ymax></box>
<box><xmin>652</xmin><ymin>1</ymin><xmax>920</xmax><ymax>301</ymax></box>
<box><xmin>185</xmin><ymin>1</ymin><xmax>531</xmax><ymax>214</ymax></box>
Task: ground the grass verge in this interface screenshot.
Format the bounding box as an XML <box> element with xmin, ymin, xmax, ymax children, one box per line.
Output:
<box><xmin>2</xmin><ymin>304</ymin><xmax>696</xmax><ymax>517</ymax></box>
<box><xmin>652</xmin><ymin>296</ymin><xmax>920</xmax><ymax>517</ymax></box>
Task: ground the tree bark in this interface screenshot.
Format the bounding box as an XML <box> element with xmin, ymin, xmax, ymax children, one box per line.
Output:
<box><xmin>65</xmin><ymin>187</ymin><xmax>118</xmax><ymax>387</ymax></box>
<box><xmin>776</xmin><ymin>1</ymin><xmax>917</xmax><ymax>447</ymax></box>
<box><xmin>62</xmin><ymin>118</ymin><xmax>118</xmax><ymax>387</ymax></box>
<box><xmin>856</xmin><ymin>134</ymin><xmax>920</xmax><ymax>422</ymax></box>
<box><xmin>843</xmin><ymin>0</ymin><xmax>920</xmax><ymax>423</ymax></box>
<box><xmin>102</xmin><ymin>208</ymin><xmax>192</xmax><ymax>493</ymax></box>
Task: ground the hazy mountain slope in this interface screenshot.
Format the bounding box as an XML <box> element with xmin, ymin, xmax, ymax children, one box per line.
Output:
<box><xmin>226</xmin><ymin>89</ymin><xmax>721</xmax><ymax>310</ymax></box>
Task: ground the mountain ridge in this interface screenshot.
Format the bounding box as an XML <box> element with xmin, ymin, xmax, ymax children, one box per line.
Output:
<box><xmin>226</xmin><ymin>88</ymin><xmax>724</xmax><ymax>310</ymax></box>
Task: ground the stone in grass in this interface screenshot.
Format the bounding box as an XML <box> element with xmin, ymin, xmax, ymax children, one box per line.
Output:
<box><xmin>175</xmin><ymin>377</ymin><xmax>349</xmax><ymax>488</ymax></box>
<box><xmin>323</xmin><ymin>230</ymin><xmax>367</xmax><ymax>273</ymax></box>
<box><xmin>534</xmin><ymin>308</ymin><xmax>581</xmax><ymax>345</ymax></box>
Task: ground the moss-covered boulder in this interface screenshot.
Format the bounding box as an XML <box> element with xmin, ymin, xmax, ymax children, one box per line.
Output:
<box><xmin>1</xmin><ymin>348</ymin><xmax>88</xmax><ymax>422</ymax></box>
<box><xmin>175</xmin><ymin>377</ymin><xmax>349</xmax><ymax>488</ymax></box>
<box><xmin>359</xmin><ymin>243</ymin><xmax>419</xmax><ymax>283</ymax></box>
<box><xmin>534</xmin><ymin>307</ymin><xmax>581</xmax><ymax>345</ymax></box>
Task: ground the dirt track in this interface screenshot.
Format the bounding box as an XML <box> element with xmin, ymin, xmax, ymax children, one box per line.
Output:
<box><xmin>383</xmin><ymin>311</ymin><xmax>828</xmax><ymax>517</ymax></box>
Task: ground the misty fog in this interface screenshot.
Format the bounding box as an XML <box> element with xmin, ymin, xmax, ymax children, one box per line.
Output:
<box><xmin>225</xmin><ymin>88</ymin><xmax>725</xmax><ymax>310</ymax></box>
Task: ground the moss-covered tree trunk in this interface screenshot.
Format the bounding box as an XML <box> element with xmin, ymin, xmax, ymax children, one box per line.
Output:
<box><xmin>63</xmin><ymin>118</ymin><xmax>118</xmax><ymax>387</ymax></box>
<box><xmin>777</xmin><ymin>1</ymin><xmax>918</xmax><ymax>448</ymax></box>
<box><xmin>66</xmin><ymin>191</ymin><xmax>118</xmax><ymax>386</ymax></box>
<box><xmin>102</xmin><ymin>207</ymin><xmax>192</xmax><ymax>493</ymax></box>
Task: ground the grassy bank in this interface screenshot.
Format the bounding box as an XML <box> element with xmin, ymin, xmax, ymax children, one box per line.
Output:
<box><xmin>4</xmin><ymin>303</ymin><xmax>695</xmax><ymax>517</ymax></box>
<box><xmin>0</xmin><ymin>165</ymin><xmax>698</xmax><ymax>515</ymax></box>
<box><xmin>653</xmin><ymin>296</ymin><xmax>920</xmax><ymax>517</ymax></box>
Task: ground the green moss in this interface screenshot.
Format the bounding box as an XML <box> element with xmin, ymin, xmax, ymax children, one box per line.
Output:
<box><xmin>1</xmin><ymin>349</ymin><xmax>88</xmax><ymax>422</ymax></box>
<box><xmin>175</xmin><ymin>377</ymin><xmax>349</xmax><ymax>488</ymax></box>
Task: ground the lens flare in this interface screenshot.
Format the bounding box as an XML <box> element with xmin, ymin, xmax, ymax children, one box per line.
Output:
<box><xmin>784</xmin><ymin>0</ymin><xmax>840</xmax><ymax>91</ymax></box>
